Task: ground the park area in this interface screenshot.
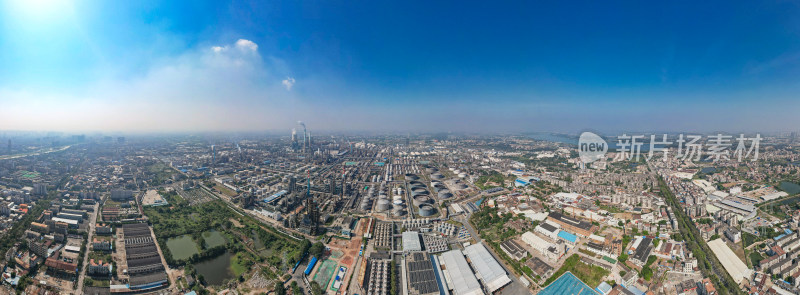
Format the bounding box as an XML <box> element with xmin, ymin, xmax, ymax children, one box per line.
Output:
<box><xmin>543</xmin><ymin>254</ymin><xmax>610</xmax><ymax>288</ymax></box>
<box><xmin>144</xmin><ymin>189</ymin><xmax>308</xmax><ymax>290</ymax></box>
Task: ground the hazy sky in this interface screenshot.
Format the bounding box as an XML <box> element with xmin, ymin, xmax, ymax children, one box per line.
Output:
<box><xmin>1</xmin><ymin>0</ymin><xmax>799</xmax><ymax>133</ymax></box>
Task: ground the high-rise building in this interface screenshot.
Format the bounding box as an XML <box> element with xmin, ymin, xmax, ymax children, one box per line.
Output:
<box><xmin>33</xmin><ymin>184</ymin><xmax>48</xmax><ymax>197</ymax></box>
<box><xmin>341</xmin><ymin>177</ymin><xmax>346</xmax><ymax>198</ymax></box>
<box><xmin>288</xmin><ymin>175</ymin><xmax>296</xmax><ymax>193</ymax></box>
<box><xmin>211</xmin><ymin>145</ymin><xmax>216</xmax><ymax>167</ymax></box>
<box><xmin>305</xmin><ymin>175</ymin><xmax>320</xmax><ymax>235</ymax></box>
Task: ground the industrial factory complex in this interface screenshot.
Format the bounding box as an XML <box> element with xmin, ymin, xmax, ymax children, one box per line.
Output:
<box><xmin>1</xmin><ymin>125</ymin><xmax>800</xmax><ymax>295</ymax></box>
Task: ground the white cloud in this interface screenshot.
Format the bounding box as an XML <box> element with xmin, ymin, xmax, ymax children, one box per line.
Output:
<box><xmin>282</xmin><ymin>77</ymin><xmax>296</xmax><ymax>91</ymax></box>
<box><xmin>235</xmin><ymin>39</ymin><xmax>258</xmax><ymax>52</ymax></box>
<box><xmin>210</xmin><ymin>39</ymin><xmax>258</xmax><ymax>54</ymax></box>
<box><xmin>0</xmin><ymin>39</ymin><xmax>302</xmax><ymax>132</ymax></box>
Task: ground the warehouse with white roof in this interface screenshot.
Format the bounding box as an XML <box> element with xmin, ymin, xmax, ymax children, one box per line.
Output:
<box><xmin>464</xmin><ymin>243</ymin><xmax>512</xmax><ymax>293</ymax></box>
<box><xmin>403</xmin><ymin>231</ymin><xmax>422</xmax><ymax>252</ymax></box>
<box><xmin>708</xmin><ymin>238</ymin><xmax>751</xmax><ymax>284</ymax></box>
<box><xmin>439</xmin><ymin>249</ymin><xmax>483</xmax><ymax>295</ymax></box>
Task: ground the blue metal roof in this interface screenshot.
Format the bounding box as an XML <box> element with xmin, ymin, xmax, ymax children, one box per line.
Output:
<box><xmin>540</xmin><ymin>272</ymin><xmax>599</xmax><ymax>295</ymax></box>
<box><xmin>263</xmin><ymin>190</ymin><xmax>288</xmax><ymax>203</ymax></box>
<box><xmin>596</xmin><ymin>281</ymin><xmax>613</xmax><ymax>294</ymax></box>
<box><xmin>304</xmin><ymin>256</ymin><xmax>318</xmax><ymax>275</ymax></box>
<box><xmin>558</xmin><ymin>230</ymin><xmax>578</xmax><ymax>243</ymax></box>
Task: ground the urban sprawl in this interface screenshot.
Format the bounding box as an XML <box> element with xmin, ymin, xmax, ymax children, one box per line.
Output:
<box><xmin>0</xmin><ymin>131</ymin><xmax>799</xmax><ymax>295</ymax></box>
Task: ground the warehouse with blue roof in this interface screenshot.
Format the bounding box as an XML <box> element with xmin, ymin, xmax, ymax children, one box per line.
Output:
<box><xmin>539</xmin><ymin>272</ymin><xmax>599</xmax><ymax>295</ymax></box>
<box><xmin>558</xmin><ymin>230</ymin><xmax>578</xmax><ymax>245</ymax></box>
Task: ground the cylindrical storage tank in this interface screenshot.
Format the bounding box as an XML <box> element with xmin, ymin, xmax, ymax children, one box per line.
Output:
<box><xmin>393</xmin><ymin>203</ymin><xmax>406</xmax><ymax>210</ymax></box>
<box><xmin>458</xmin><ymin>173</ymin><xmax>467</xmax><ymax>178</ymax></box>
<box><xmin>413</xmin><ymin>195</ymin><xmax>433</xmax><ymax>206</ymax></box>
<box><xmin>438</xmin><ymin>190</ymin><xmax>453</xmax><ymax>199</ymax></box>
<box><xmin>376</xmin><ymin>199</ymin><xmax>391</xmax><ymax>212</ymax></box>
<box><xmin>360</xmin><ymin>200</ymin><xmax>372</xmax><ymax>211</ymax></box>
<box><xmin>432</xmin><ymin>184</ymin><xmax>447</xmax><ymax>193</ymax></box>
<box><xmin>418</xmin><ymin>205</ymin><xmax>436</xmax><ymax>217</ymax></box>
<box><xmin>404</xmin><ymin>173</ymin><xmax>420</xmax><ymax>180</ymax></box>
<box><xmin>426</xmin><ymin>167</ymin><xmax>438</xmax><ymax>173</ymax></box>
<box><xmin>455</xmin><ymin>183</ymin><xmax>468</xmax><ymax>190</ymax></box>
<box><xmin>453</xmin><ymin>169</ymin><xmax>461</xmax><ymax>174</ymax></box>
<box><xmin>393</xmin><ymin>195</ymin><xmax>404</xmax><ymax>204</ymax></box>
<box><xmin>431</xmin><ymin>173</ymin><xmax>444</xmax><ymax>180</ymax></box>
<box><xmin>393</xmin><ymin>209</ymin><xmax>407</xmax><ymax>217</ymax></box>
<box><xmin>411</xmin><ymin>190</ymin><xmax>429</xmax><ymax>198</ymax></box>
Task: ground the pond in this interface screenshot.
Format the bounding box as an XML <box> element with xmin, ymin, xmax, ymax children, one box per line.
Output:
<box><xmin>195</xmin><ymin>251</ymin><xmax>236</xmax><ymax>286</ymax></box>
<box><xmin>779</xmin><ymin>181</ymin><xmax>800</xmax><ymax>195</ymax></box>
<box><xmin>700</xmin><ymin>167</ymin><xmax>717</xmax><ymax>174</ymax></box>
<box><xmin>203</xmin><ymin>230</ymin><xmax>227</xmax><ymax>248</ymax></box>
<box><xmin>166</xmin><ymin>235</ymin><xmax>199</xmax><ymax>260</ymax></box>
<box><xmin>251</xmin><ymin>230</ymin><xmax>273</xmax><ymax>257</ymax></box>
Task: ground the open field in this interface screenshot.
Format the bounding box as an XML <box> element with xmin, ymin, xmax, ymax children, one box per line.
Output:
<box><xmin>313</xmin><ymin>259</ymin><xmax>337</xmax><ymax>290</ymax></box>
<box><xmin>543</xmin><ymin>254</ymin><xmax>610</xmax><ymax>288</ymax></box>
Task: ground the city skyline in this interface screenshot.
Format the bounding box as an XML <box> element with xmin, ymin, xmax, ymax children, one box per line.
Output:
<box><xmin>1</xmin><ymin>0</ymin><xmax>799</xmax><ymax>133</ymax></box>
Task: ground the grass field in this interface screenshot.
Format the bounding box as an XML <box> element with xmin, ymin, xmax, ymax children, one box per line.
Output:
<box><xmin>330</xmin><ymin>249</ymin><xmax>344</xmax><ymax>259</ymax></box>
<box><xmin>313</xmin><ymin>260</ymin><xmax>337</xmax><ymax>290</ymax></box>
<box><xmin>543</xmin><ymin>254</ymin><xmax>610</xmax><ymax>288</ymax></box>
<box><xmin>231</xmin><ymin>252</ymin><xmax>250</xmax><ymax>277</ymax></box>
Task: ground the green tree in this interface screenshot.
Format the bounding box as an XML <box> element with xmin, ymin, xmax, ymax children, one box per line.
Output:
<box><xmin>290</xmin><ymin>281</ymin><xmax>302</xmax><ymax>295</ymax></box>
<box><xmin>310</xmin><ymin>281</ymin><xmax>324</xmax><ymax>295</ymax></box>
<box><xmin>274</xmin><ymin>281</ymin><xmax>286</xmax><ymax>295</ymax></box>
<box><xmin>310</xmin><ymin>242</ymin><xmax>325</xmax><ymax>257</ymax></box>
<box><xmin>640</xmin><ymin>266</ymin><xmax>653</xmax><ymax>281</ymax></box>
<box><xmin>617</xmin><ymin>253</ymin><xmax>628</xmax><ymax>263</ymax></box>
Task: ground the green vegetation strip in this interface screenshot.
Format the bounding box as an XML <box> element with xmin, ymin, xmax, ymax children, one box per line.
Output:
<box><xmin>659</xmin><ymin>176</ymin><xmax>743</xmax><ymax>295</ymax></box>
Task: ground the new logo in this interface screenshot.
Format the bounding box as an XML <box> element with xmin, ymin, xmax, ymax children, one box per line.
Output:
<box><xmin>578</xmin><ymin>132</ymin><xmax>608</xmax><ymax>164</ymax></box>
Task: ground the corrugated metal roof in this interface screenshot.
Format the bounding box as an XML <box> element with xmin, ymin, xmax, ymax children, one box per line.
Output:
<box><xmin>402</xmin><ymin>231</ymin><xmax>422</xmax><ymax>251</ymax></box>
<box><xmin>440</xmin><ymin>250</ymin><xmax>482</xmax><ymax>295</ymax></box>
<box><xmin>463</xmin><ymin>243</ymin><xmax>511</xmax><ymax>292</ymax></box>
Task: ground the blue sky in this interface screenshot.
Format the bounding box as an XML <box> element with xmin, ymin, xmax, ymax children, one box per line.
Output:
<box><xmin>1</xmin><ymin>0</ymin><xmax>799</xmax><ymax>132</ymax></box>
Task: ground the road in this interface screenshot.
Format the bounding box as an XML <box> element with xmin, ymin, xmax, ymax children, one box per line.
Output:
<box><xmin>651</xmin><ymin>164</ymin><xmax>744</xmax><ymax>295</ymax></box>
<box><xmin>76</xmin><ymin>202</ymin><xmax>100</xmax><ymax>290</ymax></box>
<box><xmin>147</xmin><ymin>220</ymin><xmax>179</xmax><ymax>293</ymax></box>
